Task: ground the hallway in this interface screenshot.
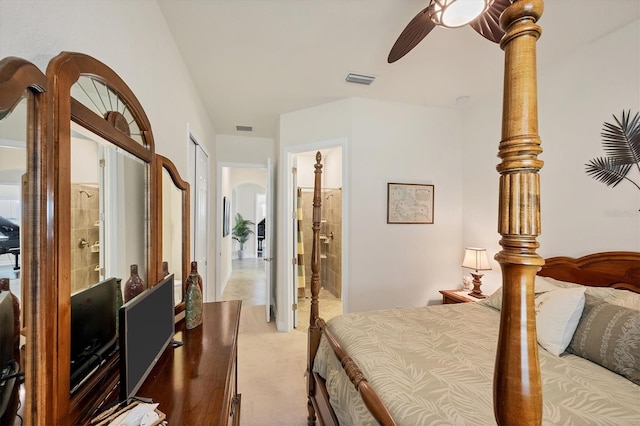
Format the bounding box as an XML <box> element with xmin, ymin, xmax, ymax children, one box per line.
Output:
<box><xmin>221</xmin><ymin>257</ymin><xmax>342</xmax><ymax>331</ymax></box>
<box><xmin>222</xmin><ymin>258</ymin><xmax>267</xmax><ymax>306</ymax></box>
<box><xmin>221</xmin><ymin>258</ymin><xmax>342</xmax><ymax>424</ymax></box>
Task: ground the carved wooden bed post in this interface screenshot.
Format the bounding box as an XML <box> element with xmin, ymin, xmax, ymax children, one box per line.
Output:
<box><xmin>494</xmin><ymin>0</ymin><xmax>545</xmax><ymax>424</ymax></box>
<box><xmin>307</xmin><ymin>152</ymin><xmax>323</xmax><ymax>424</ymax></box>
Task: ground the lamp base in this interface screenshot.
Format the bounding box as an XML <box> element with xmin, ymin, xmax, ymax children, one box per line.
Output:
<box><xmin>468</xmin><ymin>272</ymin><xmax>487</xmax><ymax>299</ymax></box>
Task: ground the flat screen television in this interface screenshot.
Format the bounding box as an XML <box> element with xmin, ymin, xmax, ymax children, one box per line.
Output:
<box><xmin>70</xmin><ymin>277</ymin><xmax>119</xmax><ymax>394</ymax></box>
<box><xmin>119</xmin><ymin>273</ymin><xmax>175</xmax><ymax>401</ymax></box>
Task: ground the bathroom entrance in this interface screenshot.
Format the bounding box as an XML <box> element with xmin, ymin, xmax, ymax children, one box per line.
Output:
<box><xmin>293</xmin><ymin>147</ymin><xmax>343</xmax><ymax>329</ymax></box>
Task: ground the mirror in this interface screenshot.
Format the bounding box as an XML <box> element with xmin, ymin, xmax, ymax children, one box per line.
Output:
<box><xmin>1</xmin><ymin>52</ymin><xmax>190</xmax><ymax>425</ymax></box>
<box><xmin>46</xmin><ymin>52</ymin><xmax>159</xmax><ymax>423</ymax></box>
<box><xmin>0</xmin><ymin>57</ymin><xmax>47</xmax><ymax>425</ymax></box>
<box><xmin>0</xmin><ymin>98</ymin><xmax>25</xmax><ymax>313</ymax></box>
<box><xmin>70</xmin><ymin>122</ymin><xmax>148</xmax><ymax>293</ymax></box>
<box><xmin>0</xmin><ymin>94</ymin><xmax>26</xmax><ymax>424</ymax></box>
<box><xmin>158</xmin><ymin>155</ymin><xmax>190</xmax><ymax>310</ymax></box>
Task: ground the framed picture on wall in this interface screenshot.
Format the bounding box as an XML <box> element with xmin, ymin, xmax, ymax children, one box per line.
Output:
<box><xmin>387</xmin><ymin>182</ymin><xmax>434</xmax><ymax>224</ymax></box>
<box><xmin>223</xmin><ymin>196</ymin><xmax>230</xmax><ymax>236</ymax></box>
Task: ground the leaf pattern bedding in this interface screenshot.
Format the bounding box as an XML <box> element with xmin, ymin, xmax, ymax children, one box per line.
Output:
<box><xmin>313</xmin><ymin>303</ymin><xmax>640</xmax><ymax>425</ymax></box>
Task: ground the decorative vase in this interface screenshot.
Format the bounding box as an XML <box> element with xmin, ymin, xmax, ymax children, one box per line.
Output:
<box><xmin>0</xmin><ymin>277</ymin><xmax>20</xmax><ymax>349</ymax></box>
<box><xmin>124</xmin><ymin>264</ymin><xmax>145</xmax><ymax>302</ymax></box>
<box><xmin>189</xmin><ymin>261</ymin><xmax>203</xmax><ymax>292</ymax></box>
<box><xmin>162</xmin><ymin>261</ymin><xmax>170</xmax><ymax>277</ymax></box>
<box><xmin>185</xmin><ymin>272</ymin><xmax>203</xmax><ymax>330</ymax></box>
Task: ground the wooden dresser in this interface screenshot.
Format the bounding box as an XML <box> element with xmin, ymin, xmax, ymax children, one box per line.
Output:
<box><xmin>136</xmin><ymin>300</ymin><xmax>242</xmax><ymax>425</ymax></box>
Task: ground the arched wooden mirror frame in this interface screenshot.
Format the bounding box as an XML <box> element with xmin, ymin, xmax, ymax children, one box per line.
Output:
<box><xmin>0</xmin><ymin>57</ymin><xmax>48</xmax><ymax>426</ymax></box>
<box><xmin>45</xmin><ymin>51</ymin><xmax>160</xmax><ymax>424</ymax></box>
<box><xmin>155</xmin><ymin>154</ymin><xmax>190</xmax><ymax>315</ymax></box>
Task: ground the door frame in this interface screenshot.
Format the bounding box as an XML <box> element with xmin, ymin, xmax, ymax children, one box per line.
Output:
<box><xmin>215</xmin><ymin>161</ymin><xmax>273</xmax><ymax>305</ymax></box>
<box><xmin>188</xmin><ymin>129</ymin><xmax>211</xmax><ymax>300</ymax></box>
<box><xmin>276</xmin><ymin>138</ymin><xmax>349</xmax><ymax>332</ymax></box>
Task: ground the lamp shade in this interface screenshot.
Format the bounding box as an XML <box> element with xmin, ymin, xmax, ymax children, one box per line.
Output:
<box><xmin>462</xmin><ymin>247</ymin><xmax>492</xmax><ymax>272</ymax></box>
<box><xmin>429</xmin><ymin>0</ymin><xmax>490</xmax><ymax>28</ymax></box>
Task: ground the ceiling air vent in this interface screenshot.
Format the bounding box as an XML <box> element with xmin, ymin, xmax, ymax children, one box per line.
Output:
<box><xmin>236</xmin><ymin>125</ymin><xmax>253</xmax><ymax>132</ymax></box>
<box><xmin>345</xmin><ymin>73</ymin><xmax>375</xmax><ymax>85</ymax></box>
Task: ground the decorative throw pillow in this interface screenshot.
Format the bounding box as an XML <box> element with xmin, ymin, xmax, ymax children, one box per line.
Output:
<box><xmin>568</xmin><ymin>295</ymin><xmax>640</xmax><ymax>385</ymax></box>
<box><xmin>535</xmin><ymin>287</ymin><xmax>586</xmax><ymax>356</ymax></box>
<box><xmin>604</xmin><ymin>288</ymin><xmax>640</xmax><ymax>311</ymax></box>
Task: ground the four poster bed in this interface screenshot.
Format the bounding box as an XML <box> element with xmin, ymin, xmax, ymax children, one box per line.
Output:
<box><xmin>305</xmin><ymin>1</ymin><xmax>640</xmax><ymax>425</ymax></box>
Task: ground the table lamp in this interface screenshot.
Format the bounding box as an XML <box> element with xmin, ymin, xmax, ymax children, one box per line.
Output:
<box><xmin>462</xmin><ymin>247</ymin><xmax>491</xmax><ymax>299</ymax></box>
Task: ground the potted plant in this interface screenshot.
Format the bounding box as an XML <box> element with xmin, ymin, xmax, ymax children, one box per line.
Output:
<box><xmin>232</xmin><ymin>213</ymin><xmax>255</xmax><ymax>259</ymax></box>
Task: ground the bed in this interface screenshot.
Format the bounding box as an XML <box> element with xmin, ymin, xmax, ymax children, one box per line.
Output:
<box><xmin>305</xmin><ymin>4</ymin><xmax>639</xmax><ymax>423</ymax></box>
<box><xmin>309</xmin><ymin>250</ymin><xmax>640</xmax><ymax>425</ymax></box>
<box><xmin>305</xmin><ymin>147</ymin><xmax>640</xmax><ymax>425</ymax></box>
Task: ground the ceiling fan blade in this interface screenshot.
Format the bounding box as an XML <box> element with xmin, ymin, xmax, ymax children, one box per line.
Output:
<box><xmin>469</xmin><ymin>0</ymin><xmax>511</xmax><ymax>43</ymax></box>
<box><xmin>388</xmin><ymin>7</ymin><xmax>436</xmax><ymax>63</ymax></box>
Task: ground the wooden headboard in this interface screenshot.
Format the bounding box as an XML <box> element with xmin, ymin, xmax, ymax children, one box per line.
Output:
<box><xmin>538</xmin><ymin>251</ymin><xmax>640</xmax><ymax>293</ymax></box>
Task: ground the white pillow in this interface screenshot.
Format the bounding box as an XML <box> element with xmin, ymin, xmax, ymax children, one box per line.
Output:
<box><xmin>535</xmin><ymin>287</ymin><xmax>586</xmax><ymax>356</ymax></box>
<box><xmin>479</xmin><ymin>276</ymin><xmax>560</xmax><ymax>311</ymax></box>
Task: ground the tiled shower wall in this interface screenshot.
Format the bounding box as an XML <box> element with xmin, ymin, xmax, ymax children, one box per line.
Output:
<box><xmin>301</xmin><ymin>188</ymin><xmax>342</xmax><ymax>299</ymax></box>
<box><xmin>71</xmin><ymin>184</ymin><xmax>100</xmax><ymax>293</ymax></box>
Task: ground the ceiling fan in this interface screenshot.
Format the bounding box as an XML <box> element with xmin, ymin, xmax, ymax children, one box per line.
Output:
<box><xmin>388</xmin><ymin>0</ymin><xmax>512</xmax><ymax>63</ymax></box>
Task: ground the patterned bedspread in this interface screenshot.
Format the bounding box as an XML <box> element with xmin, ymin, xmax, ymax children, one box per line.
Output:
<box><xmin>313</xmin><ymin>303</ymin><xmax>640</xmax><ymax>425</ymax></box>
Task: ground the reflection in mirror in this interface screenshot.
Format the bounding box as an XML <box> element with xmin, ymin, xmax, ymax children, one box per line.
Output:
<box><xmin>162</xmin><ymin>168</ymin><xmax>183</xmax><ymax>304</ymax></box>
<box><xmin>70</xmin><ymin>121</ymin><xmax>148</xmax><ymax>294</ymax></box>
<box><xmin>0</xmin><ymin>97</ymin><xmax>25</xmax><ymax>328</ymax></box>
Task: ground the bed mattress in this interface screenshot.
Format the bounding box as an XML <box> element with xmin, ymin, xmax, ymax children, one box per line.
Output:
<box><xmin>313</xmin><ymin>303</ymin><xmax>640</xmax><ymax>425</ymax></box>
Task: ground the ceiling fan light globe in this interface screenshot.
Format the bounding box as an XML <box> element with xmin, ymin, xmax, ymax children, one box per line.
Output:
<box><xmin>430</xmin><ymin>0</ymin><xmax>490</xmax><ymax>28</ymax></box>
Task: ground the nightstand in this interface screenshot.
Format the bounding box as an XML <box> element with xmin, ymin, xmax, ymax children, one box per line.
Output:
<box><xmin>439</xmin><ymin>289</ymin><xmax>484</xmax><ymax>304</ymax></box>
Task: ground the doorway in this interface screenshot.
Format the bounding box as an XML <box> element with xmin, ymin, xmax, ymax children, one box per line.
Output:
<box><xmin>288</xmin><ymin>145</ymin><xmax>345</xmax><ymax>330</ymax></box>
<box><xmin>217</xmin><ymin>163</ymin><xmax>273</xmax><ymax>318</ymax></box>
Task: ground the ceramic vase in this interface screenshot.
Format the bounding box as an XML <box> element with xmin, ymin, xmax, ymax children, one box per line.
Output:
<box><xmin>124</xmin><ymin>264</ymin><xmax>145</xmax><ymax>302</ymax></box>
<box><xmin>185</xmin><ymin>272</ymin><xmax>203</xmax><ymax>330</ymax></box>
<box><xmin>190</xmin><ymin>261</ymin><xmax>203</xmax><ymax>292</ymax></box>
<box><xmin>162</xmin><ymin>261</ymin><xmax>170</xmax><ymax>277</ymax></box>
<box><xmin>0</xmin><ymin>277</ymin><xmax>20</xmax><ymax>349</ymax></box>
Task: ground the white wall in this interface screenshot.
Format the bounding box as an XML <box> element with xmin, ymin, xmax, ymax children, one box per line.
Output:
<box><xmin>462</xmin><ymin>19</ymin><xmax>640</xmax><ymax>295</ymax></box>
<box><xmin>70</xmin><ymin>137</ymin><xmax>99</xmax><ymax>184</ymax></box>
<box><xmin>217</xmin><ymin>134</ymin><xmax>275</xmax><ymax>164</ymax></box>
<box><xmin>296</xmin><ymin>147</ymin><xmax>343</xmax><ymax>190</ymax></box>
<box><xmin>349</xmin><ymin>98</ymin><xmax>463</xmax><ymax>311</ymax></box>
<box><xmin>324</xmin><ymin>148</ymin><xmax>343</xmax><ymax>190</ymax></box>
<box><xmin>279</xmin><ymin>97</ymin><xmax>463</xmax><ymax>329</ymax></box>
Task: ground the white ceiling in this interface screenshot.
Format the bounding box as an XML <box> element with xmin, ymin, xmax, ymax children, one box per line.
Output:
<box><xmin>157</xmin><ymin>0</ymin><xmax>640</xmax><ymax>139</ymax></box>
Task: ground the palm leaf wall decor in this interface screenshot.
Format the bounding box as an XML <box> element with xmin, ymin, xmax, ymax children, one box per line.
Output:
<box><xmin>585</xmin><ymin>110</ymin><xmax>640</xmax><ymax>192</ymax></box>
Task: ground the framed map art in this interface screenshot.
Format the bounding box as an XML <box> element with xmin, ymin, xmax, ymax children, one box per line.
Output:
<box><xmin>387</xmin><ymin>182</ymin><xmax>434</xmax><ymax>224</ymax></box>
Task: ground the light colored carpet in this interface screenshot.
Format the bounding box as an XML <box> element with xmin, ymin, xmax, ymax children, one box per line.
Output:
<box><xmin>238</xmin><ymin>305</ymin><xmax>309</xmax><ymax>425</ymax></box>
<box><xmin>229</xmin><ymin>258</ymin><xmax>343</xmax><ymax>425</ymax></box>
